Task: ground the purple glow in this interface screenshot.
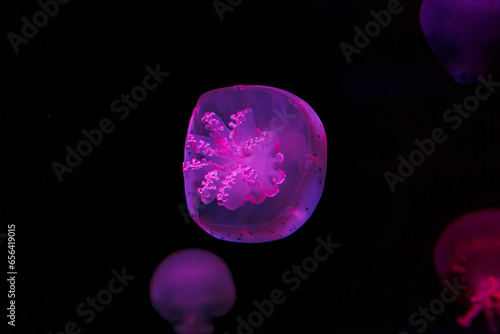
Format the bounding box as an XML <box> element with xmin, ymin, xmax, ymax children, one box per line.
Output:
<box><xmin>419</xmin><ymin>0</ymin><xmax>500</xmax><ymax>84</ymax></box>
<box><xmin>149</xmin><ymin>249</ymin><xmax>236</xmax><ymax>334</ymax></box>
<box><xmin>183</xmin><ymin>85</ymin><xmax>327</xmax><ymax>243</ymax></box>
<box><xmin>434</xmin><ymin>209</ymin><xmax>500</xmax><ymax>332</ymax></box>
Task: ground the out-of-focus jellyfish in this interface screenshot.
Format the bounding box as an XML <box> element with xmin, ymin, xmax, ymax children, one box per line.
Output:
<box><xmin>182</xmin><ymin>85</ymin><xmax>327</xmax><ymax>243</ymax></box>
<box><xmin>419</xmin><ymin>0</ymin><xmax>500</xmax><ymax>84</ymax></box>
<box><xmin>150</xmin><ymin>249</ymin><xmax>236</xmax><ymax>334</ymax></box>
<box><xmin>434</xmin><ymin>209</ymin><xmax>500</xmax><ymax>332</ymax></box>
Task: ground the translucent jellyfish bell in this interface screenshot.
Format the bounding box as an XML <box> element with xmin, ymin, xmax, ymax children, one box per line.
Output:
<box><xmin>149</xmin><ymin>249</ymin><xmax>236</xmax><ymax>334</ymax></box>
<box><xmin>182</xmin><ymin>85</ymin><xmax>327</xmax><ymax>243</ymax></box>
<box><xmin>419</xmin><ymin>0</ymin><xmax>500</xmax><ymax>84</ymax></box>
<box><xmin>434</xmin><ymin>209</ymin><xmax>500</xmax><ymax>332</ymax></box>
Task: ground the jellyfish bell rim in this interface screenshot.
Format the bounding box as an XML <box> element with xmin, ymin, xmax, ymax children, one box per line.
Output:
<box><xmin>434</xmin><ymin>208</ymin><xmax>500</xmax><ymax>272</ymax></box>
<box><xmin>183</xmin><ymin>84</ymin><xmax>327</xmax><ymax>243</ymax></box>
<box><xmin>190</xmin><ymin>85</ymin><xmax>323</xmax><ymax>141</ymax></box>
<box><xmin>174</xmin><ymin>321</ymin><xmax>215</xmax><ymax>334</ymax></box>
<box><xmin>419</xmin><ymin>0</ymin><xmax>500</xmax><ymax>84</ymax></box>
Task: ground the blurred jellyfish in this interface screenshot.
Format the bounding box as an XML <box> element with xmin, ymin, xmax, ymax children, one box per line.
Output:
<box><xmin>434</xmin><ymin>209</ymin><xmax>500</xmax><ymax>332</ymax></box>
<box><xmin>182</xmin><ymin>85</ymin><xmax>327</xmax><ymax>243</ymax></box>
<box><xmin>150</xmin><ymin>249</ymin><xmax>236</xmax><ymax>334</ymax></box>
<box><xmin>419</xmin><ymin>0</ymin><xmax>500</xmax><ymax>84</ymax></box>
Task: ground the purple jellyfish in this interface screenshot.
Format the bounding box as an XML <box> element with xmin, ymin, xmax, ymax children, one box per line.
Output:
<box><xmin>149</xmin><ymin>249</ymin><xmax>236</xmax><ymax>334</ymax></box>
<box><xmin>419</xmin><ymin>0</ymin><xmax>500</xmax><ymax>84</ymax></box>
<box><xmin>182</xmin><ymin>85</ymin><xmax>327</xmax><ymax>243</ymax></box>
<box><xmin>434</xmin><ymin>209</ymin><xmax>500</xmax><ymax>332</ymax></box>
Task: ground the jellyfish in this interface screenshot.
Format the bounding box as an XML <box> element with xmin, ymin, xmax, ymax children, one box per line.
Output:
<box><xmin>182</xmin><ymin>85</ymin><xmax>327</xmax><ymax>243</ymax></box>
<box><xmin>149</xmin><ymin>249</ymin><xmax>236</xmax><ymax>334</ymax></box>
<box><xmin>434</xmin><ymin>209</ymin><xmax>500</xmax><ymax>332</ymax></box>
<box><xmin>419</xmin><ymin>0</ymin><xmax>500</xmax><ymax>84</ymax></box>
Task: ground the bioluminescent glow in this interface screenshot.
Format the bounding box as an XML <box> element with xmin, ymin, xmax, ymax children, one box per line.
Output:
<box><xmin>149</xmin><ymin>249</ymin><xmax>236</xmax><ymax>334</ymax></box>
<box><xmin>434</xmin><ymin>209</ymin><xmax>500</xmax><ymax>332</ymax></box>
<box><xmin>420</xmin><ymin>0</ymin><xmax>500</xmax><ymax>84</ymax></box>
<box><xmin>182</xmin><ymin>85</ymin><xmax>327</xmax><ymax>243</ymax></box>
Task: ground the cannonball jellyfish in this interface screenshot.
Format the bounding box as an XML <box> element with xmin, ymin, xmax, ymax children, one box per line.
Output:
<box><xmin>419</xmin><ymin>0</ymin><xmax>500</xmax><ymax>84</ymax></box>
<box><xmin>434</xmin><ymin>209</ymin><xmax>500</xmax><ymax>332</ymax></box>
<box><xmin>182</xmin><ymin>85</ymin><xmax>327</xmax><ymax>243</ymax></box>
<box><xmin>149</xmin><ymin>249</ymin><xmax>236</xmax><ymax>334</ymax></box>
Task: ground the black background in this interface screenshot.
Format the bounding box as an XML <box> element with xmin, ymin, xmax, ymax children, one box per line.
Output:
<box><xmin>2</xmin><ymin>0</ymin><xmax>500</xmax><ymax>333</ymax></box>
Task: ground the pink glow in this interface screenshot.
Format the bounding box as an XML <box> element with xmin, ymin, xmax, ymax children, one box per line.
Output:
<box><xmin>149</xmin><ymin>249</ymin><xmax>236</xmax><ymax>334</ymax></box>
<box><xmin>420</xmin><ymin>0</ymin><xmax>500</xmax><ymax>84</ymax></box>
<box><xmin>434</xmin><ymin>209</ymin><xmax>500</xmax><ymax>332</ymax></box>
<box><xmin>183</xmin><ymin>108</ymin><xmax>285</xmax><ymax>210</ymax></box>
<box><xmin>183</xmin><ymin>85</ymin><xmax>327</xmax><ymax>243</ymax></box>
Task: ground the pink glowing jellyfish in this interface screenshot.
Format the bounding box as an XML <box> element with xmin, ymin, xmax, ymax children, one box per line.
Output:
<box><xmin>182</xmin><ymin>85</ymin><xmax>327</xmax><ymax>243</ymax></box>
<box><xmin>434</xmin><ymin>209</ymin><xmax>500</xmax><ymax>332</ymax></box>
<box><xmin>150</xmin><ymin>249</ymin><xmax>236</xmax><ymax>334</ymax></box>
<box><xmin>419</xmin><ymin>0</ymin><xmax>500</xmax><ymax>84</ymax></box>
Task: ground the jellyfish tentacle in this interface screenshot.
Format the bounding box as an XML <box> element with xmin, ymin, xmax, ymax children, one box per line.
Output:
<box><xmin>484</xmin><ymin>298</ymin><xmax>499</xmax><ymax>333</ymax></box>
<box><xmin>457</xmin><ymin>303</ymin><xmax>484</xmax><ymax>328</ymax></box>
<box><xmin>488</xmin><ymin>277</ymin><xmax>500</xmax><ymax>333</ymax></box>
<box><xmin>184</xmin><ymin>109</ymin><xmax>286</xmax><ymax>210</ymax></box>
<box><xmin>460</xmin><ymin>275</ymin><xmax>500</xmax><ymax>332</ymax></box>
<box><xmin>493</xmin><ymin>291</ymin><xmax>500</xmax><ymax>322</ymax></box>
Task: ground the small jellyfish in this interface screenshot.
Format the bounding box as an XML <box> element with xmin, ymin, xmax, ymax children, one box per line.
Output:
<box><xmin>434</xmin><ymin>209</ymin><xmax>500</xmax><ymax>332</ymax></box>
<box><xmin>182</xmin><ymin>85</ymin><xmax>327</xmax><ymax>243</ymax></box>
<box><xmin>419</xmin><ymin>0</ymin><xmax>500</xmax><ymax>84</ymax></box>
<box><xmin>149</xmin><ymin>249</ymin><xmax>236</xmax><ymax>334</ymax></box>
